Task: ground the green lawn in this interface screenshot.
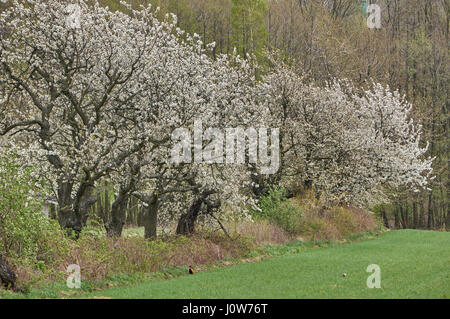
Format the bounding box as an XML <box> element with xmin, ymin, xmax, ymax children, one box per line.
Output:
<box><xmin>81</xmin><ymin>230</ymin><xmax>449</xmax><ymax>298</ymax></box>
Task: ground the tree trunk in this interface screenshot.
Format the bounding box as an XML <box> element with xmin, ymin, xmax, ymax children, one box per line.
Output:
<box><xmin>400</xmin><ymin>204</ymin><xmax>408</xmax><ymax>229</ymax></box>
<box><xmin>96</xmin><ymin>191</ymin><xmax>105</xmax><ymax>223</ymax></box>
<box><xmin>412</xmin><ymin>201</ymin><xmax>418</xmax><ymax>229</ymax></box>
<box><xmin>106</xmin><ymin>189</ymin><xmax>130</xmax><ymax>237</ymax></box>
<box><xmin>127</xmin><ymin>196</ymin><xmax>139</xmax><ymax>226</ymax></box>
<box><xmin>137</xmin><ymin>204</ymin><xmax>144</xmax><ymax>227</ymax></box>
<box><xmin>104</xmin><ymin>188</ymin><xmax>111</xmax><ymax>223</ymax></box>
<box><xmin>76</xmin><ymin>185</ymin><xmax>97</xmax><ymax>228</ymax></box>
<box><xmin>446</xmin><ymin>204</ymin><xmax>450</xmax><ymax>231</ymax></box>
<box><xmin>0</xmin><ymin>254</ymin><xmax>16</xmax><ymax>290</ymax></box>
<box><xmin>381</xmin><ymin>207</ymin><xmax>389</xmax><ymax>228</ymax></box>
<box><xmin>419</xmin><ymin>201</ymin><xmax>426</xmax><ymax>228</ymax></box>
<box><xmin>143</xmin><ymin>195</ymin><xmax>158</xmax><ymax>240</ymax></box>
<box><xmin>176</xmin><ymin>195</ymin><xmax>205</xmax><ymax>235</ymax></box>
<box><xmin>394</xmin><ymin>207</ymin><xmax>401</xmax><ymax>229</ymax></box>
<box><xmin>427</xmin><ymin>192</ymin><xmax>433</xmax><ymax>229</ymax></box>
<box><xmin>176</xmin><ymin>190</ymin><xmax>218</xmax><ymax>236</ymax></box>
<box><xmin>57</xmin><ymin>181</ymin><xmax>77</xmax><ymax>231</ymax></box>
<box><xmin>57</xmin><ymin>182</ymin><xmax>97</xmax><ymax>236</ymax></box>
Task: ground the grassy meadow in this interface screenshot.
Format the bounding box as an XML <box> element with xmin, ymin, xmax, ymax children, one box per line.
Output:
<box><xmin>79</xmin><ymin>230</ymin><xmax>449</xmax><ymax>299</ymax></box>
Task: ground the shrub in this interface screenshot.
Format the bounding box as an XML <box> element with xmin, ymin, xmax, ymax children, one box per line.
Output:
<box><xmin>297</xmin><ymin>206</ymin><xmax>381</xmax><ymax>241</ymax></box>
<box><xmin>0</xmin><ymin>155</ymin><xmax>65</xmax><ymax>263</ymax></box>
<box><xmin>250</xmin><ymin>187</ymin><xmax>302</xmax><ymax>235</ymax></box>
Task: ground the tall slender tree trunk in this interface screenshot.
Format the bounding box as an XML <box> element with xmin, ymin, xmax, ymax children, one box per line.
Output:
<box><xmin>394</xmin><ymin>206</ymin><xmax>401</xmax><ymax>229</ymax></box>
<box><xmin>446</xmin><ymin>204</ymin><xmax>450</xmax><ymax>231</ymax></box>
<box><xmin>412</xmin><ymin>201</ymin><xmax>418</xmax><ymax>229</ymax></box>
<box><xmin>137</xmin><ymin>204</ymin><xmax>144</xmax><ymax>227</ymax></box>
<box><xmin>401</xmin><ymin>201</ymin><xmax>409</xmax><ymax>229</ymax></box>
<box><xmin>104</xmin><ymin>188</ymin><xmax>111</xmax><ymax>223</ymax></box>
<box><xmin>427</xmin><ymin>192</ymin><xmax>433</xmax><ymax>229</ymax></box>
<box><xmin>96</xmin><ymin>191</ymin><xmax>105</xmax><ymax>223</ymax></box>
<box><xmin>381</xmin><ymin>207</ymin><xmax>389</xmax><ymax>228</ymax></box>
<box><xmin>419</xmin><ymin>201</ymin><xmax>426</xmax><ymax>228</ymax></box>
<box><xmin>399</xmin><ymin>205</ymin><xmax>405</xmax><ymax>228</ymax></box>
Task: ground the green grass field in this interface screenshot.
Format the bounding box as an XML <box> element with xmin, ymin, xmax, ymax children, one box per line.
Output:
<box><xmin>81</xmin><ymin>230</ymin><xmax>449</xmax><ymax>299</ymax></box>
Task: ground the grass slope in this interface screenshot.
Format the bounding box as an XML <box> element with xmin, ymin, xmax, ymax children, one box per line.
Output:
<box><xmin>81</xmin><ymin>230</ymin><xmax>449</xmax><ymax>299</ymax></box>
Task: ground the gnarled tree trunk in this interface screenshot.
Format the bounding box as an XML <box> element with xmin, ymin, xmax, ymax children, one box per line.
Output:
<box><xmin>176</xmin><ymin>190</ymin><xmax>218</xmax><ymax>236</ymax></box>
<box><xmin>57</xmin><ymin>182</ymin><xmax>97</xmax><ymax>236</ymax></box>
<box><xmin>176</xmin><ymin>197</ymin><xmax>203</xmax><ymax>236</ymax></box>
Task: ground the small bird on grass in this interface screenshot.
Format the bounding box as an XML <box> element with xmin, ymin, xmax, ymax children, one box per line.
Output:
<box><xmin>189</xmin><ymin>266</ymin><xmax>194</xmax><ymax>275</ymax></box>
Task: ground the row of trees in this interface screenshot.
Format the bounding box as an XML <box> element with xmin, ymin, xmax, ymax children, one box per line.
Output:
<box><xmin>0</xmin><ymin>0</ymin><xmax>438</xmax><ymax>240</ymax></box>
<box><xmin>100</xmin><ymin>0</ymin><xmax>447</xmax><ymax>229</ymax></box>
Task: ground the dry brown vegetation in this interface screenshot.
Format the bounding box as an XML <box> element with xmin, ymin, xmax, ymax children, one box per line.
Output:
<box><xmin>7</xmin><ymin>202</ymin><xmax>380</xmax><ymax>292</ymax></box>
